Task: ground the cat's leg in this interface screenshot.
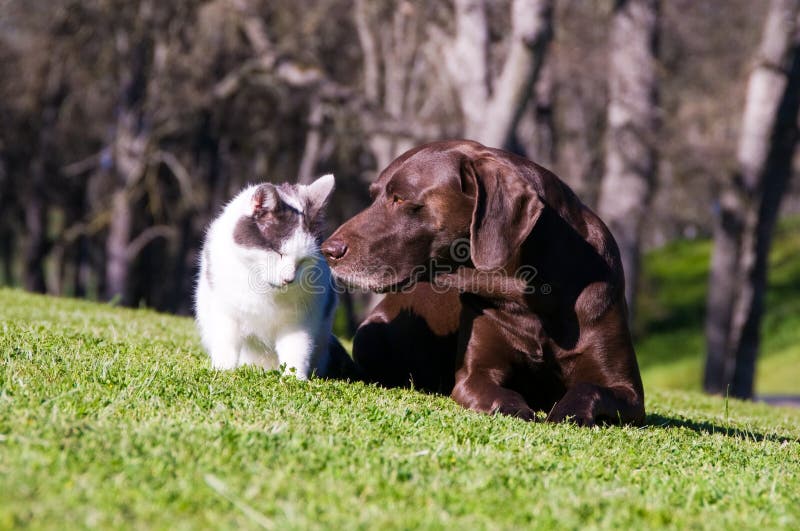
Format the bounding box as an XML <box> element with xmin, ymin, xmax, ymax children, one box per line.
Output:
<box><xmin>198</xmin><ymin>304</ymin><xmax>242</xmax><ymax>369</ymax></box>
<box><xmin>275</xmin><ymin>330</ymin><xmax>314</xmax><ymax>380</ymax></box>
<box><xmin>238</xmin><ymin>336</ymin><xmax>279</xmax><ymax>370</ymax></box>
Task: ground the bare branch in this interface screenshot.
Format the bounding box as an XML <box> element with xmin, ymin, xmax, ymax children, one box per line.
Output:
<box><xmin>62</xmin><ymin>151</ymin><xmax>104</xmax><ymax>178</ymax></box>
<box><xmin>153</xmin><ymin>150</ymin><xmax>199</xmax><ymax>210</ymax></box>
<box><xmin>298</xmin><ymin>99</ymin><xmax>325</xmax><ymax>184</ymax></box>
<box><xmin>126</xmin><ymin>225</ymin><xmax>178</xmax><ymax>261</ymax></box>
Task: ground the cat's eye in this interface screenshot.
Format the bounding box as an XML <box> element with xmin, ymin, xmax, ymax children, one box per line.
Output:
<box><xmin>392</xmin><ymin>194</ymin><xmax>404</xmax><ymax>205</ymax></box>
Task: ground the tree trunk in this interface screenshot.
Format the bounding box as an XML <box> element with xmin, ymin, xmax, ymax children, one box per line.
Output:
<box><xmin>72</xmin><ymin>234</ymin><xmax>88</xmax><ymax>298</ymax></box>
<box><xmin>103</xmin><ymin>101</ymin><xmax>148</xmax><ymax>305</ymax></box>
<box><xmin>0</xmin><ymin>210</ymin><xmax>13</xmax><ymax>285</ymax></box>
<box><xmin>450</xmin><ymin>0</ymin><xmax>490</xmax><ymax>139</ymax></box>
<box><xmin>22</xmin><ymin>194</ymin><xmax>47</xmax><ymax>293</ymax></box>
<box><xmin>477</xmin><ymin>0</ymin><xmax>554</xmax><ymax>149</ymax></box>
<box><xmin>556</xmin><ymin>82</ymin><xmax>604</xmax><ymax>209</ymax></box>
<box><xmin>103</xmin><ymin>12</ymin><xmax>152</xmax><ymax>304</ymax></box>
<box><xmin>105</xmin><ymin>187</ymin><xmax>133</xmax><ymax>303</ymax></box>
<box><xmin>298</xmin><ymin>98</ymin><xmax>325</xmax><ymax>184</ymax></box>
<box><xmin>704</xmin><ymin>0</ymin><xmax>800</xmax><ymax>398</ymax></box>
<box><xmin>23</xmin><ymin>59</ymin><xmax>66</xmax><ymax>293</ymax></box>
<box><xmin>515</xmin><ymin>55</ymin><xmax>557</xmax><ymax>167</ymax></box>
<box><xmin>597</xmin><ymin>0</ymin><xmax>660</xmax><ymax>324</ymax></box>
<box><xmin>0</xmin><ymin>162</ymin><xmax>11</xmax><ymax>285</ymax></box>
<box><xmin>704</xmin><ymin>187</ymin><xmax>743</xmax><ymax>392</ymax></box>
<box><xmin>449</xmin><ymin>0</ymin><xmax>554</xmax><ymax>150</ymax></box>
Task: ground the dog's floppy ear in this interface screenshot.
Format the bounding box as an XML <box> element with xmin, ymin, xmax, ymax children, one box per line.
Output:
<box><xmin>461</xmin><ymin>156</ymin><xmax>543</xmax><ymax>271</ymax></box>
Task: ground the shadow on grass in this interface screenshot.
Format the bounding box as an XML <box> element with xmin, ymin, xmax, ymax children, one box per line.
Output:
<box><xmin>646</xmin><ymin>413</ymin><xmax>799</xmax><ymax>444</ymax></box>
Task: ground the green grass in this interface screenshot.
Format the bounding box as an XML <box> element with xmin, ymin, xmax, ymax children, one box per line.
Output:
<box><xmin>637</xmin><ymin>217</ymin><xmax>800</xmax><ymax>394</ymax></box>
<box><xmin>1</xmin><ymin>288</ymin><xmax>799</xmax><ymax>529</ymax></box>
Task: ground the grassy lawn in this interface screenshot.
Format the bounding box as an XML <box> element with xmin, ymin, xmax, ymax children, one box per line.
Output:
<box><xmin>1</xmin><ymin>287</ymin><xmax>799</xmax><ymax>529</ymax></box>
<box><xmin>637</xmin><ymin>217</ymin><xmax>800</xmax><ymax>395</ymax></box>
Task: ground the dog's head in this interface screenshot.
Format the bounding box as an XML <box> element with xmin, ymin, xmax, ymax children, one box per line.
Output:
<box><xmin>321</xmin><ymin>140</ymin><xmax>543</xmax><ymax>291</ymax></box>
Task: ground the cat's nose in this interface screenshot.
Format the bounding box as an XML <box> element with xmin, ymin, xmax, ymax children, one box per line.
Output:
<box><xmin>280</xmin><ymin>267</ymin><xmax>297</xmax><ymax>285</ymax></box>
<box><xmin>321</xmin><ymin>239</ymin><xmax>348</xmax><ymax>261</ymax></box>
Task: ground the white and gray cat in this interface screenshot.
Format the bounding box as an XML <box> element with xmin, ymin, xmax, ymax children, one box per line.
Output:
<box><xmin>195</xmin><ymin>174</ymin><xmax>354</xmax><ymax>379</ymax></box>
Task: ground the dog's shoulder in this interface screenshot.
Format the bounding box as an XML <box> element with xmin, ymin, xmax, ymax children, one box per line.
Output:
<box><xmin>516</xmin><ymin>158</ymin><xmax>624</xmax><ymax>277</ymax></box>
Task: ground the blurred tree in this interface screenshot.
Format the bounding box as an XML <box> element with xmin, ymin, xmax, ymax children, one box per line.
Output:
<box><xmin>515</xmin><ymin>54</ymin><xmax>557</xmax><ymax>169</ymax></box>
<box><xmin>448</xmin><ymin>0</ymin><xmax>554</xmax><ymax>150</ymax></box>
<box><xmin>546</xmin><ymin>1</ymin><xmax>610</xmax><ymax>207</ymax></box>
<box><xmin>597</xmin><ymin>0</ymin><xmax>661</xmax><ymax>323</ymax></box>
<box><xmin>704</xmin><ymin>0</ymin><xmax>800</xmax><ymax>399</ymax></box>
<box><xmin>353</xmin><ymin>0</ymin><xmax>456</xmax><ymax>170</ymax></box>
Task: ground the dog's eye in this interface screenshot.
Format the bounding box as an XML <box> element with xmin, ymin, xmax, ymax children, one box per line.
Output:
<box><xmin>392</xmin><ymin>194</ymin><xmax>405</xmax><ymax>205</ymax></box>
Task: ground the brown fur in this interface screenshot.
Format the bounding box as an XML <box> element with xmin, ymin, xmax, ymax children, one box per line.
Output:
<box><xmin>322</xmin><ymin>140</ymin><xmax>645</xmax><ymax>426</ymax></box>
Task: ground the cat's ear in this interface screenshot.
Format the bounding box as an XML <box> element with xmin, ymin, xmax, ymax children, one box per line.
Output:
<box><xmin>305</xmin><ymin>174</ymin><xmax>335</xmax><ymax>219</ymax></box>
<box><xmin>251</xmin><ymin>184</ymin><xmax>279</xmax><ymax>214</ymax></box>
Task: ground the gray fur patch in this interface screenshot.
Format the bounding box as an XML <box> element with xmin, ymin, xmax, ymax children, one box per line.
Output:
<box><xmin>233</xmin><ymin>184</ymin><xmax>304</xmax><ymax>251</ymax></box>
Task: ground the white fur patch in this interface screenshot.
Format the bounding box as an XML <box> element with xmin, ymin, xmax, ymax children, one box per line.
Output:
<box><xmin>195</xmin><ymin>177</ymin><xmax>337</xmax><ymax>379</ymax></box>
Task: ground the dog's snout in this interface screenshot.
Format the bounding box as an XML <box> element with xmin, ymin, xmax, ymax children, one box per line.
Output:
<box><xmin>322</xmin><ymin>239</ymin><xmax>348</xmax><ymax>261</ymax></box>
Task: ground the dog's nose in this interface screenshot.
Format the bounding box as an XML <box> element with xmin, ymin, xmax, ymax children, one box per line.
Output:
<box><xmin>322</xmin><ymin>239</ymin><xmax>348</xmax><ymax>261</ymax></box>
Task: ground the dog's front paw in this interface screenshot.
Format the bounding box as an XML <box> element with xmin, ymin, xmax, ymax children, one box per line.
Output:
<box><xmin>492</xmin><ymin>398</ymin><xmax>538</xmax><ymax>422</ymax></box>
<box><xmin>546</xmin><ymin>408</ymin><xmax>596</xmax><ymax>427</ymax></box>
<box><xmin>547</xmin><ymin>384</ymin><xmax>602</xmax><ymax>426</ymax></box>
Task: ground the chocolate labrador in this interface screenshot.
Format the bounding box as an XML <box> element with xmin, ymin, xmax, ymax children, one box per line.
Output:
<box><xmin>322</xmin><ymin>140</ymin><xmax>645</xmax><ymax>426</ymax></box>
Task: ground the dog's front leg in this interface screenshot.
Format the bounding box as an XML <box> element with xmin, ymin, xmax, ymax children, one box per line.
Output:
<box><xmin>548</xmin><ymin>304</ymin><xmax>646</xmax><ymax>426</ymax></box>
<box><xmin>450</xmin><ymin>315</ymin><xmax>536</xmax><ymax>421</ymax></box>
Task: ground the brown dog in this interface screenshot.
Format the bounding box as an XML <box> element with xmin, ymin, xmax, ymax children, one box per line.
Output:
<box><xmin>322</xmin><ymin>140</ymin><xmax>645</xmax><ymax>426</ymax></box>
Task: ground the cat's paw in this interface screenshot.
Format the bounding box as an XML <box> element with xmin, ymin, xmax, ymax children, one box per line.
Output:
<box><xmin>282</xmin><ymin>364</ymin><xmax>310</xmax><ymax>380</ymax></box>
<box><xmin>210</xmin><ymin>354</ymin><xmax>239</xmax><ymax>370</ymax></box>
